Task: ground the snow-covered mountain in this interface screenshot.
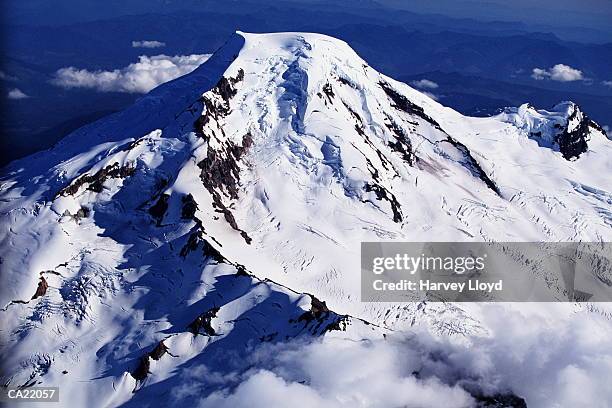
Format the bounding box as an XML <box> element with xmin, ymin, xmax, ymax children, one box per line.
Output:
<box><xmin>1</xmin><ymin>32</ymin><xmax>611</xmax><ymax>407</ymax></box>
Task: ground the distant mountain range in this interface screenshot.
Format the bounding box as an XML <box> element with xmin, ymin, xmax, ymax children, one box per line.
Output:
<box><xmin>401</xmin><ymin>71</ymin><xmax>612</xmax><ymax>122</ymax></box>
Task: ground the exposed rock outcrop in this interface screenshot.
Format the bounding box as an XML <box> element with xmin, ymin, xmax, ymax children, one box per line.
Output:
<box><xmin>555</xmin><ymin>103</ymin><xmax>601</xmax><ymax>160</ymax></box>
<box><xmin>148</xmin><ymin>194</ymin><xmax>169</xmax><ymax>226</ymax></box>
<box><xmin>31</xmin><ymin>277</ymin><xmax>48</xmax><ymax>300</ymax></box>
<box><xmin>57</xmin><ymin>162</ymin><xmax>136</xmax><ymax>197</ymax></box>
<box><xmin>188</xmin><ymin>307</ymin><xmax>220</xmax><ymax>336</ymax></box>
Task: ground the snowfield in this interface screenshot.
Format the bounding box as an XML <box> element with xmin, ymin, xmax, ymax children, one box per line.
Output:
<box><xmin>1</xmin><ymin>32</ymin><xmax>611</xmax><ymax>407</ymax></box>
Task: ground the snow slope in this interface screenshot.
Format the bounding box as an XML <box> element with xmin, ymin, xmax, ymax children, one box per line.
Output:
<box><xmin>1</xmin><ymin>32</ymin><xmax>611</xmax><ymax>407</ymax></box>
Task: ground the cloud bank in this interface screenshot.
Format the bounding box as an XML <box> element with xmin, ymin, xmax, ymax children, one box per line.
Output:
<box><xmin>52</xmin><ymin>54</ymin><xmax>211</xmax><ymax>94</ymax></box>
<box><xmin>168</xmin><ymin>305</ymin><xmax>612</xmax><ymax>408</ymax></box>
<box><xmin>435</xmin><ymin>305</ymin><xmax>612</xmax><ymax>408</ymax></box>
<box><xmin>187</xmin><ymin>338</ymin><xmax>474</xmax><ymax>408</ymax></box>
<box><xmin>531</xmin><ymin>64</ymin><xmax>584</xmax><ymax>81</ymax></box>
<box><xmin>7</xmin><ymin>88</ymin><xmax>29</xmax><ymax>99</ymax></box>
<box><xmin>132</xmin><ymin>40</ymin><xmax>166</xmax><ymax>49</ymax></box>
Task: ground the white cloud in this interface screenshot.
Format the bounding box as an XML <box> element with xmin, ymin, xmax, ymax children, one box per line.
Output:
<box><xmin>132</xmin><ymin>40</ymin><xmax>166</xmax><ymax>49</ymax></box>
<box><xmin>7</xmin><ymin>88</ymin><xmax>29</xmax><ymax>99</ymax></box>
<box><xmin>199</xmin><ymin>371</ymin><xmax>331</xmax><ymax>408</ymax></box>
<box><xmin>411</xmin><ymin>80</ymin><xmax>440</xmax><ymax>100</ymax></box>
<box><xmin>531</xmin><ymin>64</ymin><xmax>584</xmax><ymax>82</ymax></box>
<box><xmin>411</xmin><ymin>79</ymin><xmax>439</xmax><ymax>89</ymax></box>
<box><xmin>428</xmin><ymin>305</ymin><xmax>612</xmax><ymax>408</ymax></box>
<box><xmin>603</xmin><ymin>125</ymin><xmax>612</xmax><ymax>139</ymax></box>
<box><xmin>51</xmin><ymin>54</ymin><xmax>211</xmax><ymax>94</ymax></box>
<box><xmin>166</xmin><ymin>304</ymin><xmax>612</xmax><ymax>408</ymax></box>
<box><xmin>195</xmin><ymin>338</ymin><xmax>474</xmax><ymax>408</ymax></box>
<box><xmin>531</xmin><ymin>68</ymin><xmax>549</xmax><ymax>80</ymax></box>
<box><xmin>603</xmin><ymin>80</ymin><xmax>612</xmax><ymax>88</ymax></box>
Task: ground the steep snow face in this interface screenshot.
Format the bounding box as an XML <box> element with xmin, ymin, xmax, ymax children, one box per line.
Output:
<box><xmin>1</xmin><ymin>32</ymin><xmax>611</xmax><ymax>407</ymax></box>
<box><xmin>162</xmin><ymin>32</ymin><xmax>612</xmax><ymax>323</ymax></box>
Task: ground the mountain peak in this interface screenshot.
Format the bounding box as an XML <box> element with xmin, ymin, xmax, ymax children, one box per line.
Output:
<box><xmin>502</xmin><ymin>100</ymin><xmax>606</xmax><ymax>160</ymax></box>
<box><xmin>1</xmin><ymin>31</ymin><xmax>611</xmax><ymax>405</ymax></box>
